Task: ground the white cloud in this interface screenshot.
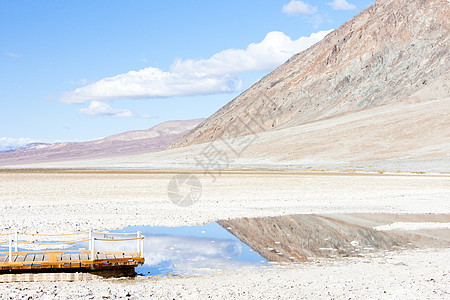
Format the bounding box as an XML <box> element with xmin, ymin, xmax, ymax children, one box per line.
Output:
<box><xmin>61</xmin><ymin>68</ymin><xmax>241</xmax><ymax>104</ymax></box>
<box><xmin>171</xmin><ymin>30</ymin><xmax>332</xmax><ymax>75</ymax></box>
<box><xmin>77</xmin><ymin>101</ymin><xmax>136</xmax><ymax>118</ymax></box>
<box><xmin>60</xmin><ymin>29</ymin><xmax>331</xmax><ymax>105</ymax></box>
<box><xmin>328</xmin><ymin>0</ymin><xmax>356</xmax><ymax>10</ymax></box>
<box><xmin>0</xmin><ymin>137</ymin><xmax>38</xmax><ymax>151</ymax></box>
<box><xmin>282</xmin><ymin>1</ymin><xmax>317</xmax><ymax>15</ymax></box>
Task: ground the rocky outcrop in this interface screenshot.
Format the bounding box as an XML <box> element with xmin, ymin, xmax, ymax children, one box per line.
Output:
<box><xmin>170</xmin><ymin>0</ymin><xmax>449</xmax><ymax>148</ymax></box>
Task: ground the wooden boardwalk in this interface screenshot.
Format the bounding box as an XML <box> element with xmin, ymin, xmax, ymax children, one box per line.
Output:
<box><xmin>0</xmin><ymin>231</ymin><xmax>145</xmax><ymax>281</ymax></box>
<box><xmin>0</xmin><ymin>250</ymin><xmax>144</xmax><ymax>271</ymax></box>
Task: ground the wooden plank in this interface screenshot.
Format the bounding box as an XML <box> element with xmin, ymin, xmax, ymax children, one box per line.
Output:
<box><xmin>34</xmin><ymin>254</ymin><xmax>44</xmax><ymax>263</ymax></box>
<box><xmin>61</xmin><ymin>254</ymin><xmax>71</xmax><ymax>262</ymax></box>
<box><xmin>24</xmin><ymin>255</ymin><xmax>35</xmax><ymax>262</ymax></box>
<box><xmin>15</xmin><ymin>255</ymin><xmax>26</xmax><ymax>263</ymax></box>
<box><xmin>23</xmin><ymin>255</ymin><xmax>34</xmax><ymax>267</ymax></box>
<box><xmin>70</xmin><ymin>253</ymin><xmax>81</xmax><ymax>266</ymax></box>
<box><xmin>70</xmin><ymin>254</ymin><xmax>80</xmax><ymax>261</ymax></box>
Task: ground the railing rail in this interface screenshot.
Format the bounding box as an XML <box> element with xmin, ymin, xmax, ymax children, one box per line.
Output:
<box><xmin>0</xmin><ymin>230</ymin><xmax>145</xmax><ymax>263</ymax></box>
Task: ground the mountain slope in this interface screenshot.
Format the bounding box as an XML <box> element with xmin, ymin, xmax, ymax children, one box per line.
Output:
<box><xmin>0</xmin><ymin>119</ymin><xmax>203</xmax><ymax>166</ymax></box>
<box><xmin>44</xmin><ymin>98</ymin><xmax>447</xmax><ymax>172</ymax></box>
<box><xmin>170</xmin><ymin>0</ymin><xmax>449</xmax><ymax>148</ymax></box>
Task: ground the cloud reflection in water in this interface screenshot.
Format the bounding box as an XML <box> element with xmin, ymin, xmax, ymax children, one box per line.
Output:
<box><xmin>91</xmin><ymin>223</ymin><xmax>268</xmax><ymax>276</ymax></box>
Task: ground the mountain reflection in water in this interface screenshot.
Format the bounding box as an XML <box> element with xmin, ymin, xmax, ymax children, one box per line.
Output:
<box><xmin>20</xmin><ymin>214</ymin><xmax>447</xmax><ymax>277</ymax></box>
<box><xmin>218</xmin><ymin>214</ymin><xmax>450</xmax><ymax>263</ymax></box>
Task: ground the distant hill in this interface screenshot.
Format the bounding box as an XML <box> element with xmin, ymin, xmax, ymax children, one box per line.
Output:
<box><xmin>11</xmin><ymin>143</ymin><xmax>52</xmax><ymax>152</ymax></box>
<box><xmin>0</xmin><ymin>119</ymin><xmax>203</xmax><ymax>166</ymax></box>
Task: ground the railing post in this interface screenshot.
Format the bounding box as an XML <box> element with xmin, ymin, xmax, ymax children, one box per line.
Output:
<box><xmin>8</xmin><ymin>236</ymin><xmax>12</xmax><ymax>262</ymax></box>
<box><xmin>88</xmin><ymin>229</ymin><xmax>92</xmax><ymax>251</ymax></box>
<box><xmin>137</xmin><ymin>231</ymin><xmax>141</xmax><ymax>256</ymax></box>
<box><xmin>14</xmin><ymin>232</ymin><xmax>18</xmax><ymax>252</ymax></box>
<box><xmin>91</xmin><ymin>236</ymin><xmax>95</xmax><ymax>260</ymax></box>
<box><xmin>140</xmin><ymin>235</ymin><xmax>144</xmax><ymax>258</ymax></box>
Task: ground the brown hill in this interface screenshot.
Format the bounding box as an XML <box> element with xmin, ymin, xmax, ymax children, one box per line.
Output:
<box><xmin>170</xmin><ymin>0</ymin><xmax>449</xmax><ymax>148</ymax></box>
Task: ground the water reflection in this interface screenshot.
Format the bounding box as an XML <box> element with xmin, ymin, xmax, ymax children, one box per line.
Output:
<box><xmin>218</xmin><ymin>214</ymin><xmax>450</xmax><ymax>263</ymax></box>
<box><xmin>104</xmin><ymin>222</ymin><xmax>268</xmax><ymax>276</ymax></box>
<box><xmin>3</xmin><ymin>214</ymin><xmax>447</xmax><ymax>277</ymax></box>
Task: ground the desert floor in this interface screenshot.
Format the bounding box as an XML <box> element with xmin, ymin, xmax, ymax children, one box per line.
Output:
<box><xmin>1</xmin><ymin>169</ymin><xmax>449</xmax><ymax>298</ymax></box>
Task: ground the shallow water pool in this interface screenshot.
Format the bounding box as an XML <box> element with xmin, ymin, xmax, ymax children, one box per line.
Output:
<box><xmin>107</xmin><ymin>222</ymin><xmax>269</xmax><ymax>276</ymax></box>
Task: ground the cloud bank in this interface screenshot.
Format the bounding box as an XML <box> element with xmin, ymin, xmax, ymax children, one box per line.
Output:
<box><xmin>60</xmin><ymin>30</ymin><xmax>331</xmax><ymax>105</ymax></box>
<box><xmin>282</xmin><ymin>1</ymin><xmax>317</xmax><ymax>15</ymax></box>
<box><xmin>171</xmin><ymin>30</ymin><xmax>332</xmax><ymax>75</ymax></box>
<box><xmin>61</xmin><ymin>69</ymin><xmax>241</xmax><ymax>104</ymax></box>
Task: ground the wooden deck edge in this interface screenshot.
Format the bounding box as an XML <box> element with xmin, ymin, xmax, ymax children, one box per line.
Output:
<box><xmin>0</xmin><ymin>272</ymin><xmax>103</xmax><ymax>282</ymax></box>
<box><xmin>0</xmin><ymin>257</ymin><xmax>145</xmax><ymax>268</ymax></box>
<box><xmin>0</xmin><ymin>266</ymin><xmax>139</xmax><ymax>282</ymax></box>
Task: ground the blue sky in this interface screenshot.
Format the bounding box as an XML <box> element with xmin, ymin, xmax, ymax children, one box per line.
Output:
<box><xmin>0</xmin><ymin>0</ymin><xmax>373</xmax><ymax>150</ymax></box>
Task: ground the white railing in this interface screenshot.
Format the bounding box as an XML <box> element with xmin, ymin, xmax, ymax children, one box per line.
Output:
<box><xmin>0</xmin><ymin>230</ymin><xmax>145</xmax><ymax>263</ymax></box>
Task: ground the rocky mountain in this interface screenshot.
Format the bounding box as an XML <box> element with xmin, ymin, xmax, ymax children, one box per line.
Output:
<box><xmin>170</xmin><ymin>0</ymin><xmax>449</xmax><ymax>148</ymax></box>
<box><xmin>0</xmin><ymin>119</ymin><xmax>203</xmax><ymax>166</ymax></box>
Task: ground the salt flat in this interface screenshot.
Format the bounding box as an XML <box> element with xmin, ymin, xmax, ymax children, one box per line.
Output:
<box><xmin>1</xmin><ymin>170</ymin><xmax>449</xmax><ymax>234</ymax></box>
